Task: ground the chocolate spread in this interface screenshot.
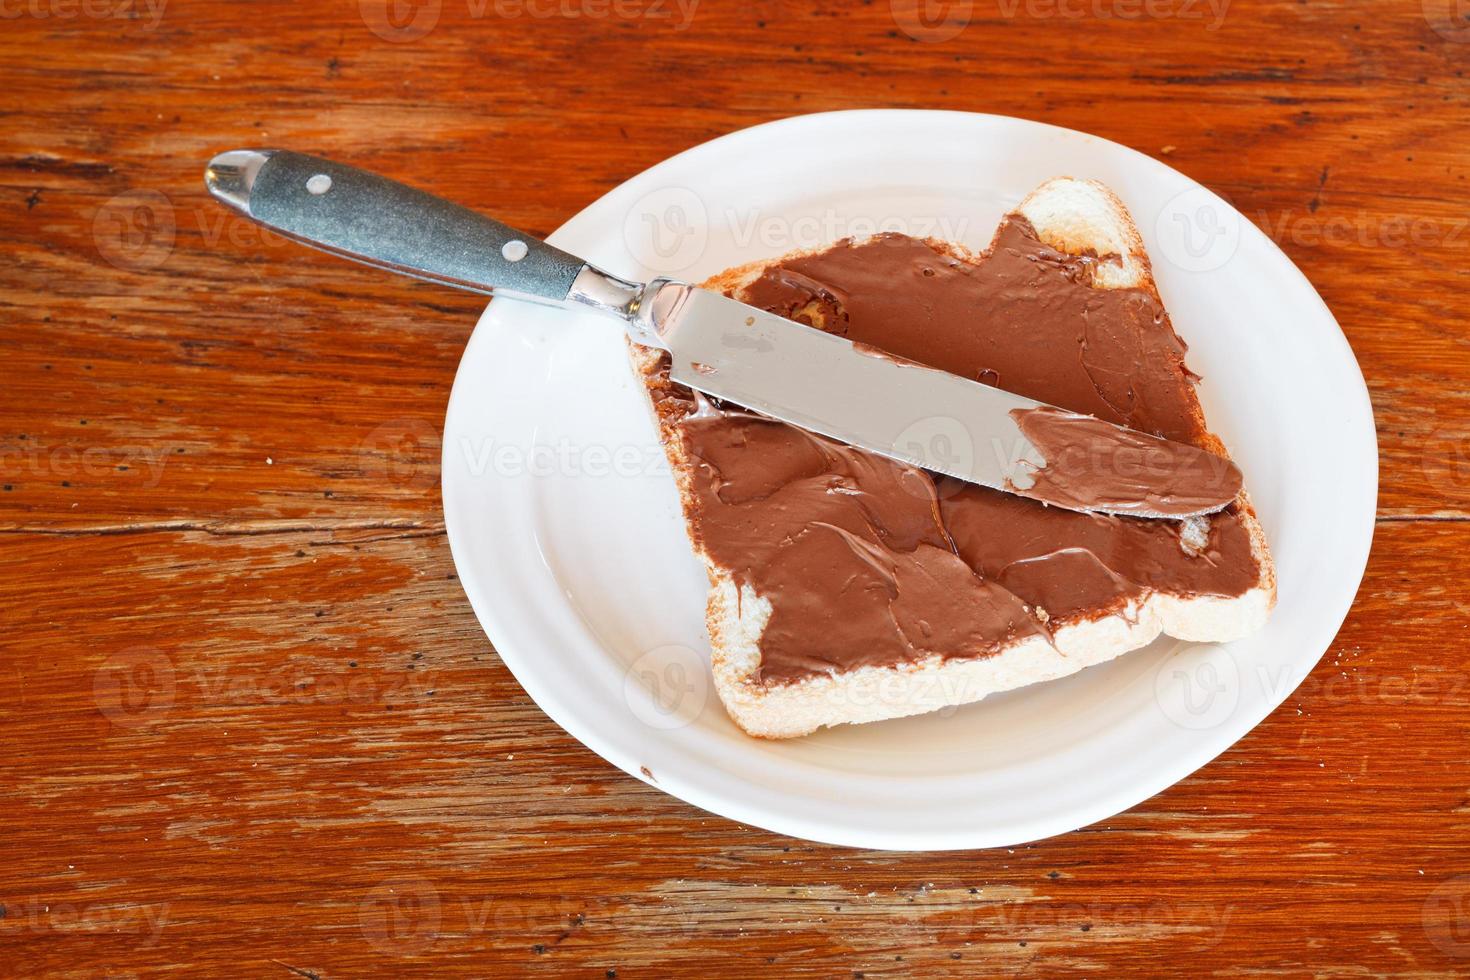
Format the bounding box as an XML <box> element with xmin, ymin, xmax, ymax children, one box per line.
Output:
<box><xmin>1008</xmin><ymin>405</ymin><xmax>1243</xmax><ymax>516</ymax></box>
<box><xmin>652</xmin><ymin>216</ymin><xmax>1261</xmax><ymax>686</ymax></box>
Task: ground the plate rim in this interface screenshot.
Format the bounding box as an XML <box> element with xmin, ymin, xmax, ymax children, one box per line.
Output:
<box><xmin>441</xmin><ymin>109</ymin><xmax>1378</xmax><ymax>850</ymax></box>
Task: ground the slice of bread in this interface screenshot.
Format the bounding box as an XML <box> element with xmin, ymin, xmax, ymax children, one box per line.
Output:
<box><xmin>629</xmin><ymin>178</ymin><xmax>1276</xmax><ymax>739</ymax></box>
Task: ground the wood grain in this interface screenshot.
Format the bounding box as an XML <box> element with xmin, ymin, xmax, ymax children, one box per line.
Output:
<box><xmin>2</xmin><ymin>0</ymin><xmax>1468</xmax><ymax>975</ymax></box>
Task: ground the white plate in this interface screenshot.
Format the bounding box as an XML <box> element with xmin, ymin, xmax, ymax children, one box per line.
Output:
<box><xmin>441</xmin><ymin>110</ymin><xmax>1376</xmax><ymax>850</ymax></box>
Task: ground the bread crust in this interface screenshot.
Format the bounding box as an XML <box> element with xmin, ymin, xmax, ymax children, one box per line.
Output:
<box><xmin>629</xmin><ymin>178</ymin><xmax>1277</xmax><ymax>739</ymax></box>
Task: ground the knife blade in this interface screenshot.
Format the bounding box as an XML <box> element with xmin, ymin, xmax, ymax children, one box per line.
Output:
<box><xmin>204</xmin><ymin>149</ymin><xmax>1242</xmax><ymax>519</ymax></box>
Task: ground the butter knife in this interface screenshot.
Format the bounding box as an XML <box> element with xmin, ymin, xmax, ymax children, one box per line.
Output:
<box><xmin>204</xmin><ymin>149</ymin><xmax>1240</xmax><ymax>518</ymax></box>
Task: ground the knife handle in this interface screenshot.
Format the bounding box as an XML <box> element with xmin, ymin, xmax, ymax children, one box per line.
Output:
<box><xmin>203</xmin><ymin>149</ymin><xmax>587</xmax><ymax>303</ymax></box>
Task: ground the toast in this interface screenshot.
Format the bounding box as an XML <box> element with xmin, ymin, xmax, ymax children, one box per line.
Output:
<box><xmin>630</xmin><ymin>178</ymin><xmax>1276</xmax><ymax>738</ymax></box>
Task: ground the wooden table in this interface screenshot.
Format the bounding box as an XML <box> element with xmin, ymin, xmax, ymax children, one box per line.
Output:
<box><xmin>4</xmin><ymin>0</ymin><xmax>1468</xmax><ymax>974</ymax></box>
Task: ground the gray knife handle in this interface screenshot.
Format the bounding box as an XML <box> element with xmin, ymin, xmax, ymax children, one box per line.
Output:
<box><xmin>203</xmin><ymin>149</ymin><xmax>586</xmax><ymax>302</ymax></box>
